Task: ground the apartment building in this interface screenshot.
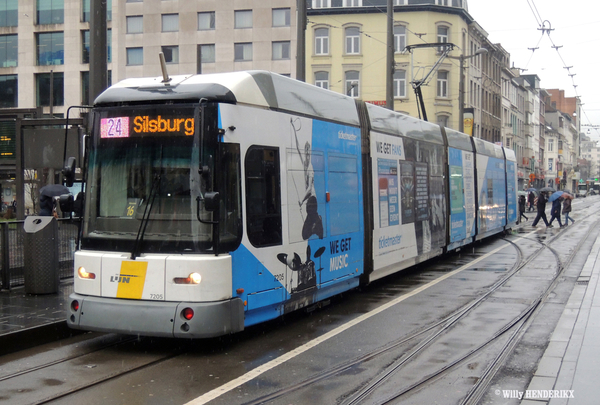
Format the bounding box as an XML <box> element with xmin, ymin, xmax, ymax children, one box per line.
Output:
<box><xmin>305</xmin><ymin>0</ymin><xmax>502</xmax><ymax>141</ymax></box>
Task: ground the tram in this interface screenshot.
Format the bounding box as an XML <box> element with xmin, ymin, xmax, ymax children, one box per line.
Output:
<box><xmin>66</xmin><ymin>71</ymin><xmax>517</xmax><ymax>338</ymax></box>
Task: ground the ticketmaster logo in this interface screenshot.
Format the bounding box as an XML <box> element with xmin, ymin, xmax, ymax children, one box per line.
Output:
<box><xmin>338</xmin><ymin>131</ymin><xmax>357</xmax><ymax>141</ymax></box>
<box><xmin>379</xmin><ymin>235</ymin><xmax>402</xmax><ymax>249</ymax></box>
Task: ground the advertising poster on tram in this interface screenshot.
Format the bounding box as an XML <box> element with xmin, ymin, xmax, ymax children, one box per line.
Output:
<box><xmin>448</xmin><ymin>148</ymin><xmax>475</xmax><ymax>244</ymax></box>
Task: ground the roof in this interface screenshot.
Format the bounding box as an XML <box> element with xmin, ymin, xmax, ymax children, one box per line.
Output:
<box><xmin>94</xmin><ymin>71</ymin><xmax>360</xmax><ymax>126</ymax></box>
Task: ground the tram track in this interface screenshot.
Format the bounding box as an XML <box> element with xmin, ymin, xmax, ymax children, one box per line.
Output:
<box><xmin>241</xmin><ymin>220</ymin><xmax>595</xmax><ymax>405</ymax></box>
<box><xmin>0</xmin><ymin>334</ymin><xmax>192</xmax><ymax>405</ymax></box>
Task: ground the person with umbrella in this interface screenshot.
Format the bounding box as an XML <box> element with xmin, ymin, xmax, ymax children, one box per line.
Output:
<box><xmin>562</xmin><ymin>192</ymin><xmax>575</xmax><ymax>226</ymax></box>
<box><xmin>39</xmin><ymin>184</ymin><xmax>70</xmax><ymax>217</ymax></box>
<box><xmin>531</xmin><ymin>190</ymin><xmax>551</xmax><ymax>228</ymax></box>
<box><xmin>547</xmin><ymin>192</ymin><xmax>563</xmax><ymax>228</ymax></box>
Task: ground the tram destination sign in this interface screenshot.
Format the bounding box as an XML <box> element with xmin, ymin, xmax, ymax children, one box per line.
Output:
<box><xmin>100</xmin><ymin>114</ymin><xmax>194</xmax><ymax>139</ymax></box>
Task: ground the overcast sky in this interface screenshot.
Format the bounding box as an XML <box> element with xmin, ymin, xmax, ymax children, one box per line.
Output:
<box><xmin>467</xmin><ymin>0</ymin><xmax>600</xmax><ymax>140</ymax></box>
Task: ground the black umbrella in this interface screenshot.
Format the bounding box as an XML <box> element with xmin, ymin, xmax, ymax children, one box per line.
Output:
<box><xmin>540</xmin><ymin>186</ymin><xmax>555</xmax><ymax>193</ymax></box>
<box><xmin>40</xmin><ymin>184</ymin><xmax>70</xmax><ymax>198</ymax></box>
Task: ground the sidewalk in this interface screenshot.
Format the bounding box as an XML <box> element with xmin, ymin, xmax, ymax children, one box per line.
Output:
<box><xmin>522</xmin><ymin>229</ymin><xmax>600</xmax><ymax>405</ymax></box>
<box><xmin>0</xmin><ymin>281</ymin><xmax>75</xmax><ymax>356</ymax></box>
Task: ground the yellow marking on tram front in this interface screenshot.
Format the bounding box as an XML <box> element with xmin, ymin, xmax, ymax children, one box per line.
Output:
<box><xmin>116</xmin><ymin>261</ymin><xmax>148</xmax><ymax>299</ymax></box>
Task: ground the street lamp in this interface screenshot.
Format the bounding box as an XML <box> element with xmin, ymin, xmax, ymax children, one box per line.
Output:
<box><xmin>448</xmin><ymin>47</ymin><xmax>488</xmax><ymax>134</ymax></box>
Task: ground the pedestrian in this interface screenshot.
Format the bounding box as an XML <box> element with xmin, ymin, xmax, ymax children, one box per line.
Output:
<box><xmin>527</xmin><ymin>191</ymin><xmax>535</xmax><ymax>212</ymax></box>
<box><xmin>548</xmin><ymin>196</ymin><xmax>563</xmax><ymax>227</ymax></box>
<box><xmin>563</xmin><ymin>194</ymin><xmax>575</xmax><ymax>226</ymax></box>
<box><xmin>531</xmin><ymin>191</ymin><xmax>551</xmax><ymax>227</ymax></box>
<box><xmin>518</xmin><ymin>194</ymin><xmax>528</xmax><ymax>223</ymax></box>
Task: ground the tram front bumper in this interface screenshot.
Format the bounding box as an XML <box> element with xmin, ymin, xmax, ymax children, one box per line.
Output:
<box><xmin>67</xmin><ymin>293</ymin><xmax>245</xmax><ymax>338</ymax></box>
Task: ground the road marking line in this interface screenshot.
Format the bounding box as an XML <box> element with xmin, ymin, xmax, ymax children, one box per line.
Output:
<box><xmin>185</xmin><ymin>240</ymin><xmax>517</xmax><ymax>405</ymax></box>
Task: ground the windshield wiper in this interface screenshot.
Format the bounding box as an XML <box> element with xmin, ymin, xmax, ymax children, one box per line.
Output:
<box><xmin>130</xmin><ymin>171</ymin><xmax>161</xmax><ymax>260</ymax></box>
<box><xmin>131</xmin><ymin>146</ymin><xmax>163</xmax><ymax>260</ymax></box>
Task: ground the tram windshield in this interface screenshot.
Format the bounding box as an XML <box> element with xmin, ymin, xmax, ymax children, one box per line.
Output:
<box><xmin>82</xmin><ymin>103</ymin><xmax>241</xmax><ymax>254</ymax></box>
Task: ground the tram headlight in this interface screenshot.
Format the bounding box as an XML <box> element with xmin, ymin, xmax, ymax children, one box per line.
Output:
<box><xmin>77</xmin><ymin>266</ymin><xmax>96</xmax><ymax>280</ymax></box>
<box><xmin>173</xmin><ymin>272</ymin><xmax>202</xmax><ymax>285</ymax></box>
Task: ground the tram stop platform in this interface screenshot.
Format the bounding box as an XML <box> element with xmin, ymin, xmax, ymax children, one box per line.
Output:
<box><xmin>0</xmin><ymin>281</ymin><xmax>75</xmax><ymax>356</ymax></box>
<box><xmin>1</xmin><ymin>229</ymin><xmax>600</xmax><ymax>404</ymax></box>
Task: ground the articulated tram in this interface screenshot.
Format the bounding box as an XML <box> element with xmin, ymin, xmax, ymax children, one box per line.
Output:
<box><xmin>67</xmin><ymin>71</ymin><xmax>517</xmax><ymax>338</ymax></box>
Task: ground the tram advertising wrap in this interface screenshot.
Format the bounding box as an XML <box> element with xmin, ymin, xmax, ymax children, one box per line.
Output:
<box><xmin>67</xmin><ymin>71</ymin><xmax>518</xmax><ymax>338</ymax></box>
<box><xmin>448</xmin><ymin>147</ymin><xmax>476</xmax><ymax>247</ymax></box>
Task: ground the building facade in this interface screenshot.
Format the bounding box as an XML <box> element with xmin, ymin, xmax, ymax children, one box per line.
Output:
<box><xmin>305</xmin><ymin>1</ymin><xmax>502</xmax><ymax>139</ymax></box>
<box><xmin>0</xmin><ymin>0</ymin><xmax>298</xmax><ymax>117</ymax></box>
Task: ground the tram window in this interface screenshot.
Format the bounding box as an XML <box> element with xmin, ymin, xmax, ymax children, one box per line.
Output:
<box><xmin>218</xmin><ymin>143</ymin><xmax>242</xmax><ymax>247</ymax></box>
<box><xmin>245</xmin><ymin>146</ymin><xmax>282</xmax><ymax>247</ymax></box>
<box><xmin>328</xmin><ymin>154</ymin><xmax>359</xmax><ymax>236</ymax></box>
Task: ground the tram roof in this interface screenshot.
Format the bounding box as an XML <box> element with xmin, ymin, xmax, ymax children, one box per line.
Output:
<box><xmin>94</xmin><ymin>70</ymin><xmax>360</xmax><ymax>126</ymax></box>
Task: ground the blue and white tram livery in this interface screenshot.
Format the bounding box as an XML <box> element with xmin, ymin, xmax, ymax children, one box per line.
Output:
<box><xmin>67</xmin><ymin>71</ymin><xmax>517</xmax><ymax>338</ymax></box>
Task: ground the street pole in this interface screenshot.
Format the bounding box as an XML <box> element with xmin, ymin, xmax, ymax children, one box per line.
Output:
<box><xmin>386</xmin><ymin>0</ymin><xmax>393</xmax><ymax>110</ymax></box>
<box><xmin>458</xmin><ymin>55</ymin><xmax>465</xmax><ymax>133</ymax></box>
<box><xmin>296</xmin><ymin>0</ymin><xmax>306</xmax><ymax>82</ymax></box>
<box><xmin>89</xmin><ymin>0</ymin><xmax>107</xmax><ymax>105</ymax></box>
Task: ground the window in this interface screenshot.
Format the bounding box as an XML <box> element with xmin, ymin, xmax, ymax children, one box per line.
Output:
<box><xmin>437</xmin><ymin>71</ymin><xmax>448</xmax><ymax>98</ymax></box>
<box><xmin>272</xmin><ymin>41</ymin><xmax>290</xmax><ymax>60</ymax></box>
<box><xmin>328</xmin><ymin>154</ymin><xmax>359</xmax><ymax>235</ymax></box>
<box><xmin>315</xmin><ymin>28</ymin><xmax>329</xmax><ymax>55</ymax></box>
<box><xmin>345</xmin><ymin>71</ymin><xmax>359</xmax><ymax>97</ymax></box>
<box><xmin>436</xmin><ymin>0</ymin><xmax>450</xmax><ymax>5</ymax></box>
<box><xmin>234</xmin><ymin>10</ymin><xmax>252</xmax><ymax>29</ymax></box>
<box><xmin>198</xmin><ymin>11</ymin><xmax>215</xmax><ymax>30</ymax></box>
<box><xmin>0</xmin><ymin>35</ymin><xmax>17</xmax><ymax>68</ymax></box>
<box><xmin>272</xmin><ymin>8</ymin><xmax>290</xmax><ymax>27</ymax></box>
<box><xmin>0</xmin><ymin>0</ymin><xmax>17</xmax><ymax>27</ymax></box>
<box><xmin>37</xmin><ymin>32</ymin><xmax>63</xmax><ymax>66</ymax></box>
<box><xmin>36</xmin><ymin>72</ymin><xmax>64</xmax><ymax>107</ymax></box>
<box><xmin>343</xmin><ymin>0</ymin><xmax>362</xmax><ymax>5</ymax></box>
<box><xmin>245</xmin><ymin>146</ymin><xmax>282</xmax><ymax>247</ymax></box>
<box><xmin>393</xmin><ymin>70</ymin><xmax>406</xmax><ymax>98</ymax></box>
<box><xmin>437</xmin><ymin>115</ymin><xmax>449</xmax><ymax>127</ymax></box>
<box><xmin>437</xmin><ymin>26</ymin><xmax>449</xmax><ymax>52</ymax></box>
<box><xmin>234</xmin><ymin>43</ymin><xmax>252</xmax><ymax>61</ymax></box>
<box><xmin>162</xmin><ymin>14</ymin><xmax>178</xmax><ymax>32</ymax></box>
<box><xmin>161</xmin><ymin>45</ymin><xmax>178</xmax><ymax>64</ymax></box>
<box><xmin>394</xmin><ymin>0</ymin><xmax>408</xmax><ymax>4</ymax></box>
<box><xmin>82</xmin><ymin>0</ymin><xmax>112</xmax><ymax>22</ymax></box>
<box><xmin>197</xmin><ymin>44</ymin><xmax>215</xmax><ymax>66</ymax></box>
<box><xmin>126</xmin><ymin>47</ymin><xmax>143</xmax><ymax>65</ymax></box>
<box><xmin>37</xmin><ymin>0</ymin><xmax>64</xmax><ymax>25</ymax></box>
<box><xmin>548</xmin><ymin>158</ymin><xmax>553</xmax><ymax>172</ymax></box>
<box><xmin>394</xmin><ymin>25</ymin><xmax>406</xmax><ymax>53</ymax></box>
<box><xmin>0</xmin><ymin>75</ymin><xmax>17</xmax><ymax>107</ymax></box>
<box><xmin>81</xmin><ymin>70</ymin><xmax>111</xmax><ymax>104</ymax></box>
<box><xmin>82</xmin><ymin>29</ymin><xmax>112</xmax><ymax>63</ymax></box>
<box><xmin>127</xmin><ymin>16</ymin><xmax>143</xmax><ymax>33</ymax></box>
<box><xmin>315</xmin><ymin>71</ymin><xmax>329</xmax><ymax>90</ymax></box>
<box><xmin>345</xmin><ymin>27</ymin><xmax>360</xmax><ymax>54</ymax></box>
<box><xmin>313</xmin><ymin>0</ymin><xmax>331</xmax><ymax>7</ymax></box>
<box><xmin>548</xmin><ymin>138</ymin><xmax>554</xmax><ymax>152</ymax></box>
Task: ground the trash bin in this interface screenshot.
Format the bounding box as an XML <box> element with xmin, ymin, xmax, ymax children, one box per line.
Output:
<box><xmin>23</xmin><ymin>216</ymin><xmax>59</xmax><ymax>294</ymax></box>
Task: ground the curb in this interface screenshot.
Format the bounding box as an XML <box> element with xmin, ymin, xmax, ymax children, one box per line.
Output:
<box><xmin>0</xmin><ymin>321</ymin><xmax>85</xmax><ymax>357</ymax></box>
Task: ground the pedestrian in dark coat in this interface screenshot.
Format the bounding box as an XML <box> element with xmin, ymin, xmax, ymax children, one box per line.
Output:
<box><xmin>527</xmin><ymin>191</ymin><xmax>535</xmax><ymax>212</ymax></box>
<box><xmin>548</xmin><ymin>196</ymin><xmax>563</xmax><ymax>227</ymax></box>
<box><xmin>518</xmin><ymin>195</ymin><xmax>528</xmax><ymax>223</ymax></box>
<box><xmin>563</xmin><ymin>195</ymin><xmax>575</xmax><ymax>226</ymax></box>
<box><xmin>531</xmin><ymin>192</ymin><xmax>551</xmax><ymax>227</ymax></box>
